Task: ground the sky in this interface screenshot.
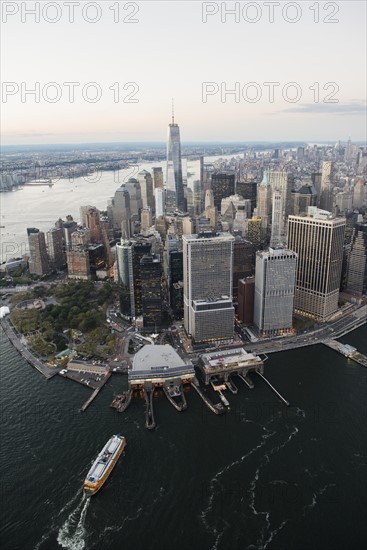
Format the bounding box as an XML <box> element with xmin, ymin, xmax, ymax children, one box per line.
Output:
<box><xmin>1</xmin><ymin>0</ymin><xmax>366</xmax><ymax>145</ymax></box>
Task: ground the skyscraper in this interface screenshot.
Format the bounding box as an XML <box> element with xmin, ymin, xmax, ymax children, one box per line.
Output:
<box><xmin>254</xmin><ymin>247</ymin><xmax>297</xmax><ymax>336</ymax></box>
<box><xmin>153</xmin><ymin>167</ymin><xmax>164</xmax><ymax>189</ymax></box>
<box><xmin>46</xmin><ymin>227</ymin><xmax>65</xmax><ymax>270</ymax></box>
<box><xmin>116</xmin><ymin>238</ymin><xmax>135</xmax><ymax>319</ymax></box>
<box><xmin>236</xmin><ymin>180</ymin><xmax>257</xmax><ymax>214</ymax></box>
<box><xmin>346</xmin><ymin>223</ymin><xmax>367</xmax><ymax>295</ymax></box>
<box><xmin>166</xmin><ymin>110</ymin><xmax>185</xmax><ymax>211</ymax></box>
<box><xmin>319</xmin><ymin>161</ymin><xmax>334</xmax><ymax>212</ymax></box>
<box><xmin>183</xmin><ymin>231</ymin><xmax>234</xmax><ymax>344</ymax></box>
<box><xmin>211</xmin><ymin>172</ymin><xmax>235</xmax><ymax>210</ymax></box>
<box><xmin>140</xmin><ymin>254</ymin><xmax>162</xmax><ymax>331</ymax></box>
<box><xmin>109</xmin><ymin>184</ymin><xmax>131</xmax><ymax>236</ymax></box>
<box><xmin>287</xmin><ymin>207</ymin><xmax>346</xmax><ymax>321</ymax></box>
<box><xmin>256</xmin><ymin>170</ymin><xmax>272</xmax><ymax>240</ymax></box>
<box><xmin>27</xmin><ymin>228</ymin><xmax>50</xmax><ymax>276</ymax></box>
<box><xmin>270</xmin><ymin>189</ymin><xmax>285</xmax><ymax>248</ymax></box>
<box><xmin>138</xmin><ymin>170</ymin><xmax>155</xmax><ymax>210</ymax></box>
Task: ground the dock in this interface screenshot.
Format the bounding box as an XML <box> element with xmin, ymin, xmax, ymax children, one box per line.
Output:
<box><xmin>322</xmin><ymin>339</ymin><xmax>367</xmax><ymax>368</ymax></box>
<box><xmin>237</xmin><ymin>372</ymin><xmax>254</xmax><ymax>389</ymax></box>
<box><xmin>255</xmin><ymin>371</ymin><xmax>290</xmax><ymax>406</ymax></box>
<box><xmin>79</xmin><ymin>372</ymin><xmax>111</xmax><ymax>412</ymax></box>
<box><xmin>225</xmin><ymin>377</ymin><xmax>238</xmax><ymax>394</ymax></box>
<box><xmin>144</xmin><ymin>387</ymin><xmax>156</xmax><ymax>429</ymax></box>
<box><xmin>1</xmin><ymin>319</ymin><xmax>60</xmax><ymax>379</ymax></box>
<box><xmin>190</xmin><ymin>380</ymin><xmax>226</xmax><ymax>415</ymax></box>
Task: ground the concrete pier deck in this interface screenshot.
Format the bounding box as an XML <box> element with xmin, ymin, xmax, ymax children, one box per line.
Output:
<box><xmin>79</xmin><ymin>372</ymin><xmax>111</xmax><ymax>412</ymax></box>
<box><xmin>322</xmin><ymin>340</ymin><xmax>367</xmax><ymax>368</ymax></box>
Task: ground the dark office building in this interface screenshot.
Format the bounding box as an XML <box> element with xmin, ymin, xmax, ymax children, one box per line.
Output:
<box><xmin>27</xmin><ymin>228</ymin><xmax>50</xmax><ymax>276</ymax></box>
<box><xmin>132</xmin><ymin>242</ymin><xmax>152</xmax><ymax>316</ymax></box>
<box><xmin>211</xmin><ymin>172</ymin><xmax>235</xmax><ymax>210</ymax></box>
<box><xmin>236</xmin><ymin>181</ymin><xmax>257</xmax><ymax>214</ymax></box>
<box><xmin>88</xmin><ymin>243</ymin><xmax>106</xmax><ymax>275</ymax></box>
<box><xmin>141</xmin><ymin>254</ymin><xmax>162</xmax><ymax>331</ymax></box>
<box><xmin>169</xmin><ymin>250</ymin><xmax>184</xmax><ymax>318</ymax></box>
<box><xmin>237</xmin><ymin>277</ymin><xmax>255</xmax><ymax>325</ymax></box>
<box><xmin>233</xmin><ymin>237</ymin><xmax>255</xmax><ymax>310</ymax></box>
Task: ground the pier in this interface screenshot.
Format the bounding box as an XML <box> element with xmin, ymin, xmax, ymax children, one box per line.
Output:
<box><xmin>144</xmin><ymin>386</ymin><xmax>156</xmax><ymax>429</ymax></box>
<box><xmin>79</xmin><ymin>372</ymin><xmax>111</xmax><ymax>412</ymax></box>
<box><xmin>322</xmin><ymin>340</ymin><xmax>367</xmax><ymax>368</ymax></box>
<box><xmin>1</xmin><ymin>319</ymin><xmax>60</xmax><ymax>379</ymax></box>
<box><xmin>237</xmin><ymin>372</ymin><xmax>255</xmax><ymax>389</ymax></box>
<box><xmin>255</xmin><ymin>371</ymin><xmax>290</xmax><ymax>406</ymax></box>
<box><xmin>225</xmin><ymin>377</ymin><xmax>238</xmax><ymax>394</ymax></box>
<box><xmin>190</xmin><ymin>380</ymin><xmax>226</xmax><ymax>415</ymax></box>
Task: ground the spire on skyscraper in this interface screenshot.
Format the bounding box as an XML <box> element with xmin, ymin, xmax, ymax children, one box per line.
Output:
<box><xmin>171</xmin><ymin>97</ymin><xmax>175</xmax><ymax>125</ymax></box>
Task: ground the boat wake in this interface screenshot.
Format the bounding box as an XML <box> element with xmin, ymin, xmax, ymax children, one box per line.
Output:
<box><xmin>200</xmin><ymin>409</ymin><xmax>305</xmax><ymax>550</ymax></box>
<box><xmin>57</xmin><ymin>494</ymin><xmax>91</xmax><ymax>550</ymax></box>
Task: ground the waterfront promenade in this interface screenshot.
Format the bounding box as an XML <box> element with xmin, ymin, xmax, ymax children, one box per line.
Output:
<box><xmin>242</xmin><ymin>304</ymin><xmax>367</xmax><ymax>356</ymax></box>
<box><xmin>0</xmin><ymin>317</ymin><xmax>60</xmax><ymax>379</ymax></box>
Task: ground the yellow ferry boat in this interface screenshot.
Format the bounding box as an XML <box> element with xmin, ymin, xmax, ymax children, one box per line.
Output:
<box><xmin>83</xmin><ymin>434</ymin><xmax>126</xmax><ymax>495</ymax></box>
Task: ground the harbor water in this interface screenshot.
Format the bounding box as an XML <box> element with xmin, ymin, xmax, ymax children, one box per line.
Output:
<box><xmin>0</xmin><ymin>327</ymin><xmax>366</xmax><ymax>550</ymax></box>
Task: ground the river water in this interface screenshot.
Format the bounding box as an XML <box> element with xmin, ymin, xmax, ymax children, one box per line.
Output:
<box><xmin>0</xmin><ymin>326</ymin><xmax>366</xmax><ymax>550</ymax></box>
<box><xmin>0</xmin><ymin>154</ymin><xmax>236</xmax><ymax>263</ymax></box>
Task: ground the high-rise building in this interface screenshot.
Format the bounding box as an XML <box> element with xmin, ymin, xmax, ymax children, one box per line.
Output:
<box><xmin>84</xmin><ymin>206</ymin><xmax>113</xmax><ymax>268</ymax></box>
<box><xmin>132</xmin><ymin>241</ymin><xmax>152</xmax><ymax>317</ymax></box>
<box><xmin>254</xmin><ymin>247</ymin><xmax>297</xmax><ymax>336</ymax></box>
<box><xmin>140</xmin><ymin>254</ymin><xmax>162</xmax><ymax>331</ymax></box>
<box><xmin>270</xmin><ymin>189</ymin><xmax>285</xmax><ymax>248</ymax></box>
<box><xmin>109</xmin><ymin>185</ymin><xmax>131</xmax><ymax>236</ymax></box>
<box><xmin>211</xmin><ymin>172</ymin><xmax>235</xmax><ymax>210</ymax></box>
<box><xmin>319</xmin><ymin>161</ymin><xmax>334</xmax><ymax>212</ymax></box>
<box><xmin>269</xmin><ymin>170</ymin><xmax>291</xmax><ymax>217</ymax></box>
<box><xmin>153</xmin><ymin>167</ymin><xmax>164</xmax><ymax>189</ymax></box>
<box><xmin>287</xmin><ymin>207</ymin><xmax>346</xmax><ymax>321</ymax></box>
<box><xmin>237</xmin><ymin>276</ymin><xmax>255</xmax><ymax>325</ymax></box>
<box><xmin>183</xmin><ymin>232</ymin><xmax>234</xmax><ymax>344</ymax></box>
<box><xmin>62</xmin><ymin>220</ymin><xmax>78</xmax><ymax>251</ymax></box>
<box><xmin>166</xmin><ymin>112</ymin><xmax>185</xmax><ymax>211</ymax></box>
<box><xmin>204</xmin><ymin>189</ymin><xmax>214</xmax><ymax>209</ymax></box>
<box><xmin>116</xmin><ymin>239</ymin><xmax>135</xmax><ymax>319</ymax></box>
<box><xmin>232</xmin><ymin>237</ymin><xmax>255</xmax><ymax>310</ymax></box>
<box><xmin>27</xmin><ymin>228</ymin><xmax>50</xmax><ymax>276</ymax></box>
<box><xmin>236</xmin><ymin>181</ymin><xmax>257</xmax><ymax>214</ymax></box>
<box><xmin>141</xmin><ymin>207</ymin><xmax>153</xmax><ymax>232</ymax></box>
<box><xmin>125</xmin><ymin>178</ymin><xmax>143</xmax><ymax>218</ymax></box>
<box><xmin>46</xmin><ymin>227</ymin><xmax>65</xmax><ymax>270</ymax></box>
<box><xmin>291</xmin><ymin>184</ymin><xmax>317</xmax><ymax>216</ymax></box>
<box><xmin>246</xmin><ymin>216</ymin><xmax>262</xmax><ymax>248</ymax></box>
<box><xmin>346</xmin><ymin>223</ymin><xmax>367</xmax><ymax>295</ymax></box>
<box><xmin>66</xmin><ymin>248</ymin><xmax>91</xmax><ymax>280</ymax></box>
<box><xmin>155</xmin><ymin>188</ymin><xmax>166</xmax><ymax>218</ymax></box>
<box><xmin>138</xmin><ymin>170</ymin><xmax>155</xmax><ymax>210</ymax></box>
<box><xmin>256</xmin><ymin>170</ymin><xmax>272</xmax><ymax>240</ymax></box>
<box><xmin>353</xmin><ymin>178</ymin><xmax>366</xmax><ymax>209</ymax></box>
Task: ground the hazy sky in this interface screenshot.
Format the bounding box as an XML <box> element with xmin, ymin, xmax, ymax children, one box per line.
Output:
<box><xmin>1</xmin><ymin>0</ymin><xmax>366</xmax><ymax>144</ymax></box>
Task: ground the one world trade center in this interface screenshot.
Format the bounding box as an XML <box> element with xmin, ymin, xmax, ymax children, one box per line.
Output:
<box><xmin>166</xmin><ymin>108</ymin><xmax>185</xmax><ymax>212</ymax></box>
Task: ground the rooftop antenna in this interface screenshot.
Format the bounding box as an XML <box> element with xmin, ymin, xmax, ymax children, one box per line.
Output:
<box><xmin>171</xmin><ymin>97</ymin><xmax>175</xmax><ymax>124</ymax></box>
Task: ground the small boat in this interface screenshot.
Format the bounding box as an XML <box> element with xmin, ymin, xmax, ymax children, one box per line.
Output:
<box><xmin>83</xmin><ymin>434</ymin><xmax>126</xmax><ymax>495</ymax></box>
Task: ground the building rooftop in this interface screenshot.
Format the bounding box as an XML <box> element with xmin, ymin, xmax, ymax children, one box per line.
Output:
<box><xmin>200</xmin><ymin>347</ymin><xmax>261</xmax><ymax>369</ymax></box>
<box><xmin>132</xmin><ymin>344</ymin><xmax>187</xmax><ymax>372</ymax></box>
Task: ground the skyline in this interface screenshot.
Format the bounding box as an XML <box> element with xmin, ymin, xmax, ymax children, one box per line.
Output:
<box><xmin>1</xmin><ymin>0</ymin><xmax>366</xmax><ymax>145</ymax></box>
